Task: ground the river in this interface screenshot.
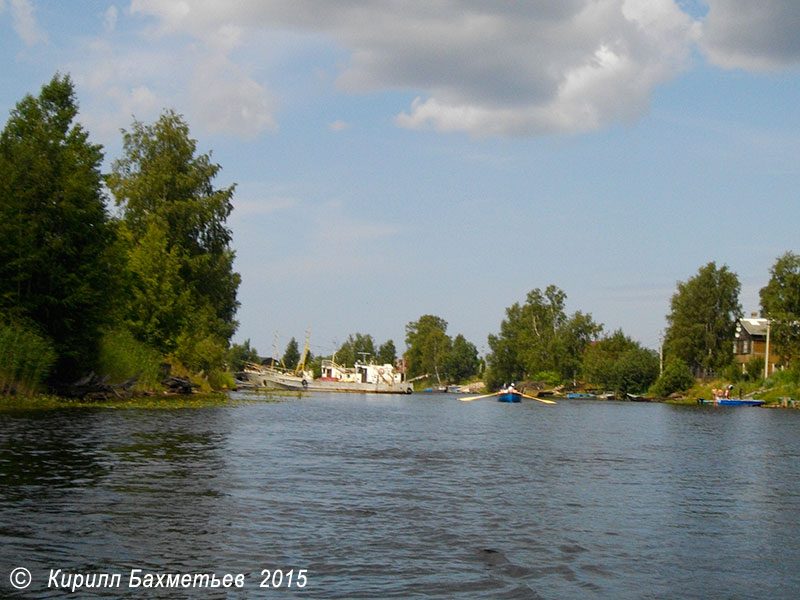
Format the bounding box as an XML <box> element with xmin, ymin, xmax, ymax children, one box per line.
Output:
<box><xmin>1</xmin><ymin>393</ymin><xmax>799</xmax><ymax>598</ymax></box>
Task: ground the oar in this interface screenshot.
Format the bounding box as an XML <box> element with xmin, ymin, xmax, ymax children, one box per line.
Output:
<box><xmin>520</xmin><ymin>393</ymin><xmax>556</xmax><ymax>404</ymax></box>
<box><xmin>459</xmin><ymin>391</ymin><xmax>502</xmax><ymax>402</ymax></box>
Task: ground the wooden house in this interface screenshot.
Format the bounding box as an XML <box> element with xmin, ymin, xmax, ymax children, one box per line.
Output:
<box><xmin>733</xmin><ymin>315</ymin><xmax>781</xmax><ymax>376</ymax></box>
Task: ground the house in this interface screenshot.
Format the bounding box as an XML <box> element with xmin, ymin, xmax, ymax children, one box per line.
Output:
<box><xmin>733</xmin><ymin>314</ymin><xmax>782</xmax><ymax>376</ymax></box>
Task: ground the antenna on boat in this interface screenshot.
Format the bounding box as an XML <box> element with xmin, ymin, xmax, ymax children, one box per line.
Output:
<box><xmin>357</xmin><ymin>351</ymin><xmax>370</xmax><ymax>365</ymax></box>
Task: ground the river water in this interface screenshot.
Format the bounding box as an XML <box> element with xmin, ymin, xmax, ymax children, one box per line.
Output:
<box><xmin>1</xmin><ymin>393</ymin><xmax>799</xmax><ymax>599</ymax></box>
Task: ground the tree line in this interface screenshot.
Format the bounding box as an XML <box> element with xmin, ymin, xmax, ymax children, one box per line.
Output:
<box><xmin>3</xmin><ymin>75</ymin><xmax>798</xmax><ymax>398</ymax></box>
<box><xmin>1</xmin><ymin>74</ymin><xmax>240</xmax><ymax>394</ymax></box>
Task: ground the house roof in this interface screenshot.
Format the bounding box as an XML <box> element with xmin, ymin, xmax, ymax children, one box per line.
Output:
<box><xmin>738</xmin><ymin>318</ymin><xmax>768</xmax><ymax>337</ymax></box>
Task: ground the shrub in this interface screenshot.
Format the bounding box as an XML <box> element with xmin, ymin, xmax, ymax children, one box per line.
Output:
<box><xmin>650</xmin><ymin>358</ymin><xmax>695</xmax><ymax>397</ymax></box>
<box><xmin>0</xmin><ymin>318</ymin><xmax>56</xmax><ymax>395</ymax></box>
<box><xmin>97</xmin><ymin>328</ymin><xmax>163</xmax><ymax>388</ymax></box>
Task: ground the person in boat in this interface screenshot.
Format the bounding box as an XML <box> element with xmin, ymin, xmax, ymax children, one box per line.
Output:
<box><xmin>508</xmin><ymin>382</ymin><xmax>517</xmax><ymax>393</ymax></box>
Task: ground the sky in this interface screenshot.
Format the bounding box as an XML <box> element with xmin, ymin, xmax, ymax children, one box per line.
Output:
<box><xmin>2</xmin><ymin>0</ymin><xmax>799</xmax><ymax>359</ymax></box>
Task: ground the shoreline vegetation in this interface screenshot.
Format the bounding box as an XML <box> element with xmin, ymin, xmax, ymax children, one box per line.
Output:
<box><xmin>2</xmin><ymin>75</ymin><xmax>800</xmax><ymax>410</ymax></box>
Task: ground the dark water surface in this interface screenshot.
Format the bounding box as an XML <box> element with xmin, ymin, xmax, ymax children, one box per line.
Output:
<box><xmin>1</xmin><ymin>393</ymin><xmax>799</xmax><ymax>598</ymax></box>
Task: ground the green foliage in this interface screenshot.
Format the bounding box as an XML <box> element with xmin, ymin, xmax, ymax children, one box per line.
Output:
<box><xmin>760</xmin><ymin>252</ymin><xmax>800</xmax><ymax>367</ymax></box>
<box><xmin>283</xmin><ymin>338</ymin><xmax>301</xmax><ymax>369</ymax></box>
<box><xmin>650</xmin><ymin>358</ymin><xmax>695</xmax><ymax>397</ymax></box>
<box><xmin>0</xmin><ymin>317</ymin><xmax>56</xmax><ymax>395</ymax></box>
<box><xmin>444</xmin><ymin>334</ymin><xmax>480</xmax><ymax>383</ymax></box>
<box><xmin>0</xmin><ymin>74</ymin><xmax>115</xmax><ymax>381</ymax></box>
<box><xmin>582</xmin><ymin>330</ymin><xmax>659</xmax><ymax>396</ymax></box>
<box><xmin>336</xmin><ymin>333</ymin><xmax>376</xmax><ymax>366</ymax></box>
<box><xmin>663</xmin><ymin>262</ymin><xmax>741</xmax><ymax>374</ymax></box>
<box><xmin>377</xmin><ymin>339</ymin><xmax>397</xmax><ymax>365</ymax></box>
<box><xmin>97</xmin><ymin>328</ymin><xmax>163</xmax><ymax>389</ymax></box>
<box><xmin>486</xmin><ymin>285</ymin><xmax>601</xmax><ymax>387</ymax></box>
<box><xmin>106</xmin><ymin>110</ymin><xmax>240</xmax><ymax>373</ymax></box>
<box><xmin>405</xmin><ymin>315</ymin><xmax>452</xmax><ymax>381</ymax></box>
<box><xmin>227</xmin><ymin>339</ymin><xmax>260</xmax><ymax>372</ymax></box>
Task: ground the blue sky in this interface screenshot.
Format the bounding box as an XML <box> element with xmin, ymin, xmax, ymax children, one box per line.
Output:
<box><xmin>2</xmin><ymin>1</ymin><xmax>799</xmax><ymax>359</ymax></box>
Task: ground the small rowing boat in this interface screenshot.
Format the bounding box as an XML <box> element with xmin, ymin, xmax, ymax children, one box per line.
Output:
<box><xmin>496</xmin><ymin>391</ymin><xmax>522</xmax><ymax>403</ymax></box>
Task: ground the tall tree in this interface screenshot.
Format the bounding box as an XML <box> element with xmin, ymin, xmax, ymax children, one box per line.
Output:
<box><xmin>405</xmin><ymin>315</ymin><xmax>452</xmax><ymax>382</ymax></box>
<box><xmin>283</xmin><ymin>338</ymin><xmax>301</xmax><ymax>369</ymax></box>
<box><xmin>377</xmin><ymin>339</ymin><xmax>397</xmax><ymax>365</ymax></box>
<box><xmin>582</xmin><ymin>330</ymin><xmax>659</xmax><ymax>396</ymax></box>
<box><xmin>663</xmin><ymin>262</ymin><xmax>741</xmax><ymax>374</ymax></box>
<box><xmin>336</xmin><ymin>333</ymin><xmax>376</xmax><ymax>365</ymax></box>
<box><xmin>760</xmin><ymin>251</ymin><xmax>800</xmax><ymax>367</ymax></box>
<box><xmin>486</xmin><ymin>285</ymin><xmax>600</xmax><ymax>386</ymax></box>
<box><xmin>444</xmin><ymin>334</ymin><xmax>480</xmax><ymax>383</ymax></box>
<box><xmin>107</xmin><ymin>110</ymin><xmax>240</xmax><ymax>368</ymax></box>
<box><xmin>0</xmin><ymin>74</ymin><xmax>114</xmax><ymax>381</ymax></box>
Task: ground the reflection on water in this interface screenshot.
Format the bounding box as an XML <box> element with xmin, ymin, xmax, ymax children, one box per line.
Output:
<box><xmin>1</xmin><ymin>396</ymin><xmax>800</xmax><ymax>598</ymax></box>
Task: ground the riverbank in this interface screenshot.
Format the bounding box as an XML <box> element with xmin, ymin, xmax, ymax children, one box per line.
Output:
<box><xmin>0</xmin><ymin>390</ymin><xmax>292</xmax><ymax>411</ymax></box>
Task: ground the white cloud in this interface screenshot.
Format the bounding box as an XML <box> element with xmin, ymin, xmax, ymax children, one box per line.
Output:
<box><xmin>8</xmin><ymin>0</ymin><xmax>47</xmax><ymax>45</ymax></box>
<box><xmin>126</xmin><ymin>0</ymin><xmax>700</xmax><ymax>138</ymax></box>
<box><xmin>701</xmin><ymin>0</ymin><xmax>800</xmax><ymax>70</ymax></box>
<box><xmin>103</xmin><ymin>6</ymin><xmax>118</xmax><ymax>34</ymax></box>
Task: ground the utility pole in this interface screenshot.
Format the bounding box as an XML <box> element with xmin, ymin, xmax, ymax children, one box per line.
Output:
<box><xmin>764</xmin><ymin>320</ymin><xmax>771</xmax><ymax>379</ymax></box>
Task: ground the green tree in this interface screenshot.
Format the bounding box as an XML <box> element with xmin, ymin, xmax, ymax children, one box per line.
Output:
<box><xmin>336</xmin><ymin>333</ymin><xmax>376</xmax><ymax>366</ymax></box>
<box><xmin>663</xmin><ymin>262</ymin><xmax>741</xmax><ymax>375</ymax></box>
<box><xmin>107</xmin><ymin>110</ymin><xmax>240</xmax><ymax>369</ymax></box>
<box><xmin>650</xmin><ymin>358</ymin><xmax>695</xmax><ymax>397</ymax></box>
<box><xmin>0</xmin><ymin>74</ymin><xmax>115</xmax><ymax>382</ymax></box>
<box><xmin>283</xmin><ymin>338</ymin><xmax>300</xmax><ymax>369</ymax></box>
<box><xmin>227</xmin><ymin>339</ymin><xmax>260</xmax><ymax>372</ymax></box>
<box><xmin>377</xmin><ymin>339</ymin><xmax>397</xmax><ymax>365</ymax></box>
<box><xmin>486</xmin><ymin>285</ymin><xmax>600</xmax><ymax>387</ymax></box>
<box><xmin>444</xmin><ymin>334</ymin><xmax>480</xmax><ymax>383</ymax></box>
<box><xmin>582</xmin><ymin>329</ymin><xmax>660</xmax><ymax>395</ymax></box>
<box><xmin>405</xmin><ymin>315</ymin><xmax>452</xmax><ymax>382</ymax></box>
<box><xmin>760</xmin><ymin>252</ymin><xmax>800</xmax><ymax>367</ymax></box>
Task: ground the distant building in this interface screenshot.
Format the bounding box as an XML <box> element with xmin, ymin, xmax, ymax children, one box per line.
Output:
<box><xmin>733</xmin><ymin>314</ymin><xmax>781</xmax><ymax>375</ymax></box>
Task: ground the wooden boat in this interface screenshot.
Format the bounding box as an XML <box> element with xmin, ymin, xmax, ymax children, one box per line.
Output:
<box><xmin>497</xmin><ymin>391</ymin><xmax>522</xmax><ymax>403</ymax></box>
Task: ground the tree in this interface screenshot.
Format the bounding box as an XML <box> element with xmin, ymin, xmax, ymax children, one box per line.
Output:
<box><xmin>283</xmin><ymin>338</ymin><xmax>300</xmax><ymax>369</ymax></box>
<box><xmin>335</xmin><ymin>333</ymin><xmax>376</xmax><ymax>366</ymax></box>
<box><xmin>107</xmin><ymin>110</ymin><xmax>240</xmax><ymax>369</ymax></box>
<box><xmin>377</xmin><ymin>339</ymin><xmax>397</xmax><ymax>365</ymax></box>
<box><xmin>405</xmin><ymin>315</ymin><xmax>452</xmax><ymax>382</ymax></box>
<box><xmin>663</xmin><ymin>262</ymin><xmax>741</xmax><ymax>375</ymax></box>
<box><xmin>582</xmin><ymin>330</ymin><xmax>659</xmax><ymax>395</ymax></box>
<box><xmin>486</xmin><ymin>285</ymin><xmax>601</xmax><ymax>387</ymax></box>
<box><xmin>650</xmin><ymin>358</ymin><xmax>695</xmax><ymax>397</ymax></box>
<box><xmin>227</xmin><ymin>339</ymin><xmax>260</xmax><ymax>372</ymax></box>
<box><xmin>0</xmin><ymin>74</ymin><xmax>115</xmax><ymax>382</ymax></box>
<box><xmin>760</xmin><ymin>252</ymin><xmax>800</xmax><ymax>367</ymax></box>
<box><xmin>444</xmin><ymin>334</ymin><xmax>480</xmax><ymax>383</ymax></box>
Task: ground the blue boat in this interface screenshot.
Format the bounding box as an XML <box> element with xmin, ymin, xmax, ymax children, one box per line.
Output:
<box><xmin>497</xmin><ymin>391</ymin><xmax>521</xmax><ymax>403</ymax></box>
<box><xmin>717</xmin><ymin>399</ymin><xmax>764</xmax><ymax>407</ymax></box>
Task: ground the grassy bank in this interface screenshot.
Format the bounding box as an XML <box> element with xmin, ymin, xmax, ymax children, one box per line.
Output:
<box><xmin>0</xmin><ymin>390</ymin><xmax>290</xmax><ymax>411</ymax></box>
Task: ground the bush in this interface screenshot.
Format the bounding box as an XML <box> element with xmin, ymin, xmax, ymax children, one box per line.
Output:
<box><xmin>97</xmin><ymin>328</ymin><xmax>163</xmax><ymax>388</ymax></box>
<box><xmin>0</xmin><ymin>318</ymin><xmax>56</xmax><ymax>395</ymax></box>
<box><xmin>650</xmin><ymin>358</ymin><xmax>695</xmax><ymax>397</ymax></box>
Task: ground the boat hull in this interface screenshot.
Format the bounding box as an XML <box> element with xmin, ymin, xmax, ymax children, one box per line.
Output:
<box><xmin>275</xmin><ymin>377</ymin><xmax>413</xmax><ymax>394</ymax></box>
<box><xmin>497</xmin><ymin>392</ymin><xmax>521</xmax><ymax>403</ymax></box>
<box><xmin>717</xmin><ymin>399</ymin><xmax>764</xmax><ymax>407</ymax></box>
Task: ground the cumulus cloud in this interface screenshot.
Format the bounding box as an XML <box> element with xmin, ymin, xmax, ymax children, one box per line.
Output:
<box><xmin>701</xmin><ymin>0</ymin><xmax>800</xmax><ymax>70</ymax></box>
<box><xmin>128</xmin><ymin>0</ymin><xmax>700</xmax><ymax>138</ymax></box>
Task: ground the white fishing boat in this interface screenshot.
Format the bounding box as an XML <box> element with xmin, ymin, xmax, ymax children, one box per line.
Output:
<box><xmin>274</xmin><ymin>359</ymin><xmax>413</xmax><ymax>394</ymax></box>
